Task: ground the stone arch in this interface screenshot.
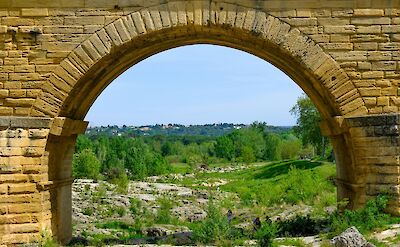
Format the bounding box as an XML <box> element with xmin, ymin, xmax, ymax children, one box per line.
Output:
<box><xmin>1</xmin><ymin>2</ymin><xmax>400</xmax><ymax>245</ymax></box>
<box><xmin>28</xmin><ymin>3</ymin><xmax>372</xmax><ymax>243</ymax></box>
<box><xmin>30</xmin><ymin>1</ymin><xmax>366</xmax><ymax>121</ymax></box>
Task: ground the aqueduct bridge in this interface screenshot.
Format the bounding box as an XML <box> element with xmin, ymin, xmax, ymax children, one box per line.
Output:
<box><xmin>0</xmin><ymin>0</ymin><xmax>399</xmax><ymax>244</ymax></box>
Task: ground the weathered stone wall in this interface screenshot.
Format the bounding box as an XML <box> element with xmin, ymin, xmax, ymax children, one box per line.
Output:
<box><xmin>0</xmin><ymin>0</ymin><xmax>398</xmax><ymax>245</ymax></box>
<box><xmin>0</xmin><ymin>1</ymin><xmax>397</xmax><ymax>117</ymax></box>
<box><xmin>346</xmin><ymin>114</ymin><xmax>400</xmax><ymax>213</ymax></box>
<box><xmin>0</xmin><ymin>117</ymin><xmax>52</xmax><ymax>244</ymax></box>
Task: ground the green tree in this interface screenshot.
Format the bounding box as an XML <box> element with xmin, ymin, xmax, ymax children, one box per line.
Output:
<box><xmin>264</xmin><ymin>133</ymin><xmax>282</xmax><ymax>161</ymax></box>
<box><xmin>280</xmin><ymin>137</ymin><xmax>302</xmax><ymax>160</ymax></box>
<box><xmin>232</xmin><ymin>127</ymin><xmax>266</xmax><ymax>160</ymax></box>
<box><xmin>161</xmin><ymin>141</ymin><xmax>175</xmax><ymax>156</ymax></box>
<box><xmin>72</xmin><ymin>149</ymin><xmax>101</xmax><ymax>179</ymax></box>
<box><xmin>215</xmin><ymin>135</ymin><xmax>235</xmax><ymax>160</ymax></box>
<box><xmin>290</xmin><ymin>95</ymin><xmax>328</xmax><ymax>158</ymax></box>
<box><xmin>240</xmin><ymin>145</ymin><xmax>256</xmax><ymax>164</ymax></box>
<box><xmin>75</xmin><ymin>135</ymin><xmax>93</xmax><ymax>153</ymax></box>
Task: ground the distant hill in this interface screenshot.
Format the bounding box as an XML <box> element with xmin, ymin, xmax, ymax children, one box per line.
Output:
<box><xmin>85</xmin><ymin>123</ymin><xmax>292</xmax><ymax>137</ymax></box>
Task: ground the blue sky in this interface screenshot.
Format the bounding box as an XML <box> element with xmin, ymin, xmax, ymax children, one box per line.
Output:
<box><xmin>85</xmin><ymin>44</ymin><xmax>304</xmax><ymax>127</ymax></box>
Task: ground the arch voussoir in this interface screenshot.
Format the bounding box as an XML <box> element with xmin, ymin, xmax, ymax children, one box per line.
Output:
<box><xmin>89</xmin><ymin>33</ymin><xmax>109</xmax><ymax>57</ymax></box>
<box><xmin>30</xmin><ymin>3</ymin><xmax>366</xmax><ymax>118</ymax></box>
<box><xmin>81</xmin><ymin>40</ymin><xmax>102</xmax><ymax>62</ymax></box>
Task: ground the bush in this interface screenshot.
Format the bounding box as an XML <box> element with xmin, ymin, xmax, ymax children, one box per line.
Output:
<box><xmin>279</xmin><ymin>139</ymin><xmax>301</xmax><ymax>160</ymax></box>
<box><xmin>279</xmin><ymin>166</ymin><xmax>334</xmax><ymax>204</ymax></box>
<box><xmin>129</xmin><ymin>197</ymin><xmax>142</xmax><ymax>215</ymax></box>
<box><xmin>155</xmin><ymin>197</ymin><xmax>175</xmax><ymax>224</ymax></box>
<box><xmin>329</xmin><ymin>195</ymin><xmax>391</xmax><ymax>236</ymax></box>
<box><xmin>40</xmin><ymin>230</ymin><xmax>59</xmax><ymax>247</ymax></box>
<box><xmin>255</xmin><ymin>223</ymin><xmax>279</xmax><ymax>247</ymax></box>
<box><xmin>82</xmin><ymin>207</ymin><xmax>94</xmax><ymax>216</ymax></box>
<box><xmin>72</xmin><ymin>149</ymin><xmax>101</xmax><ymax>179</ymax></box>
<box><xmin>192</xmin><ymin>200</ymin><xmax>232</xmax><ymax>244</ymax></box>
<box><xmin>115</xmin><ymin>206</ymin><xmax>126</xmax><ymax>217</ymax></box>
<box><xmin>277</xmin><ymin>215</ymin><xmax>321</xmax><ymax>237</ymax></box>
<box><xmin>240</xmin><ymin>146</ymin><xmax>256</xmax><ymax>164</ymax></box>
<box><xmin>110</xmin><ymin>170</ymin><xmax>129</xmax><ymax>194</ymax></box>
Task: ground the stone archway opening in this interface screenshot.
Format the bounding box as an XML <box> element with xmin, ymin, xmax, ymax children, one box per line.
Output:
<box><xmin>44</xmin><ymin>25</ymin><xmax>363</xmax><ymax>243</ymax></box>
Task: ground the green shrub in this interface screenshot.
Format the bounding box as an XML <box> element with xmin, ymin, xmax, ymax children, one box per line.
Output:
<box><xmin>329</xmin><ymin>195</ymin><xmax>391</xmax><ymax>236</ymax></box>
<box><xmin>240</xmin><ymin>146</ymin><xmax>256</xmax><ymax>164</ymax></box>
<box><xmin>155</xmin><ymin>197</ymin><xmax>175</xmax><ymax>224</ymax></box>
<box><xmin>277</xmin><ymin>215</ymin><xmax>322</xmax><ymax>237</ymax></box>
<box><xmin>110</xmin><ymin>170</ymin><xmax>129</xmax><ymax>194</ymax></box>
<box><xmin>103</xmin><ymin>205</ymin><xmax>127</xmax><ymax>217</ymax></box>
<box><xmin>279</xmin><ymin>165</ymin><xmax>334</xmax><ymax>205</ymax></box>
<box><xmin>279</xmin><ymin>139</ymin><xmax>301</xmax><ymax>160</ymax></box>
<box><xmin>115</xmin><ymin>206</ymin><xmax>126</xmax><ymax>217</ymax></box>
<box><xmin>91</xmin><ymin>183</ymin><xmax>108</xmax><ymax>203</ymax></box>
<box><xmin>255</xmin><ymin>223</ymin><xmax>279</xmax><ymax>247</ymax></box>
<box><xmin>82</xmin><ymin>207</ymin><xmax>94</xmax><ymax>216</ymax></box>
<box><xmin>40</xmin><ymin>230</ymin><xmax>59</xmax><ymax>247</ymax></box>
<box><xmin>72</xmin><ymin>149</ymin><xmax>101</xmax><ymax>180</ymax></box>
<box><xmin>192</xmin><ymin>200</ymin><xmax>232</xmax><ymax>244</ymax></box>
<box><xmin>129</xmin><ymin>197</ymin><xmax>142</xmax><ymax>215</ymax></box>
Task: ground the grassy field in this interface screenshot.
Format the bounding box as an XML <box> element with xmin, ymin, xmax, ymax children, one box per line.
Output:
<box><xmin>169</xmin><ymin>160</ymin><xmax>337</xmax><ymax>214</ymax></box>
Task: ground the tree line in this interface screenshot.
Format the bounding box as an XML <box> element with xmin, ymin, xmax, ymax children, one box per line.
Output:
<box><xmin>73</xmin><ymin>95</ymin><xmax>332</xmax><ymax>181</ymax></box>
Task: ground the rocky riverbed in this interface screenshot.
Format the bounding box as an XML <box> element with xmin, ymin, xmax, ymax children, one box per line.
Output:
<box><xmin>71</xmin><ymin>164</ymin><xmax>400</xmax><ymax>246</ymax></box>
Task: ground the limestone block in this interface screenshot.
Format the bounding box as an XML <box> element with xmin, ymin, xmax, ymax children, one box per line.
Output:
<box><xmin>113</xmin><ymin>18</ymin><xmax>130</xmax><ymax>42</ymax></box>
<box><xmin>372</xmin><ymin>61</ymin><xmax>397</xmax><ymax>70</ymax></box>
<box><xmin>318</xmin><ymin>17</ymin><xmax>349</xmax><ymax>25</ymax></box>
<box><xmin>43</xmin><ymin>26</ymin><xmax>83</xmax><ymax>34</ymax></box>
<box><xmin>2</xmin><ymin>17</ymin><xmax>34</xmax><ymax>26</ymax></box>
<box><xmin>352</xmin><ymin>35</ymin><xmax>388</xmax><ymax>44</ymax></box>
<box><xmin>356</xmin><ymin>25</ymin><xmax>381</xmax><ymax>33</ymax></box>
<box><xmin>354</xmin><ymin>42</ymin><xmax>378</xmax><ymax>50</ymax></box>
<box><xmin>4</xmin><ymin>58</ymin><xmax>28</xmax><ymax>65</ymax></box>
<box><xmin>28</xmin><ymin>129</ymin><xmax>49</xmax><ymax>139</ymax></box>
<box><xmin>60</xmin><ymin>60</ymin><xmax>82</xmax><ymax>80</ymax></box>
<box><xmin>21</xmin><ymin>8</ymin><xmax>48</xmax><ymax>16</ymax></box>
<box><xmin>383</xmin><ymin>106</ymin><xmax>399</xmax><ymax>113</ymax></box>
<box><xmin>283</xmin><ymin>17</ymin><xmax>317</xmax><ymax>26</ymax></box>
<box><xmin>0</xmin><ymin>184</ymin><xmax>7</xmax><ymax>194</ymax></box>
<box><xmin>64</xmin><ymin>16</ymin><xmax>104</xmax><ymax>25</ymax></box>
<box><xmin>14</xmin><ymin>65</ymin><xmax>34</xmax><ymax>73</ymax></box>
<box><xmin>4</xmin><ymin>98</ymin><xmax>35</xmax><ymax>107</ymax></box>
<box><xmin>8</xmin><ymin>183</ymin><xmax>36</xmax><ymax>194</ymax></box>
<box><xmin>0</xmin><ymin>163</ymin><xmax>20</xmax><ymax>174</ymax></box>
<box><xmin>0</xmin><ymin>174</ymin><xmax>29</xmax><ymax>183</ymax></box>
<box><xmin>382</xmin><ymin>25</ymin><xmax>400</xmax><ymax>33</ymax></box>
<box><xmin>332</xmin><ymin>9</ymin><xmax>353</xmax><ymax>17</ymax></box>
<box><xmin>0</xmin><ymin>26</ymin><xmax>7</xmax><ymax>33</ymax></box>
<box><xmin>242</xmin><ymin>10</ymin><xmax>256</xmax><ymax>30</ymax></box>
<box><xmin>364</xmin><ymin>97</ymin><xmax>377</xmax><ymax>106</ymax></box>
<box><xmin>330</xmin><ymin>34</ymin><xmax>350</xmax><ymax>42</ymax></box>
<box><xmin>357</xmin><ymin>62</ymin><xmax>372</xmax><ymax>70</ymax></box>
<box><xmin>121</xmin><ymin>15</ymin><xmax>137</xmax><ymax>38</ymax></box>
<box><xmin>1</xmin><ymin>233</ymin><xmax>40</xmax><ymax>245</ymax></box>
<box><xmin>9</xmin><ymin>73</ymin><xmax>41</xmax><ymax>81</ymax></box>
<box><xmin>351</xmin><ymin>17</ymin><xmax>391</xmax><ymax>25</ymax></box>
<box><xmin>368</xmin><ymin>51</ymin><xmax>393</xmax><ymax>60</ymax></box>
<box><xmin>330</xmin><ymin>51</ymin><xmax>367</xmax><ymax>61</ymax></box>
<box><xmin>359</xmin><ymin>88</ymin><xmax>382</xmax><ymax>96</ymax></box>
<box><xmin>325</xmin><ymin>25</ymin><xmax>355</xmax><ymax>33</ymax></box>
<box><xmin>354</xmin><ymin>9</ymin><xmax>384</xmax><ymax>16</ymax></box>
<box><xmin>104</xmin><ymin>23</ymin><xmax>123</xmax><ymax>46</ymax></box>
<box><xmin>321</xmin><ymin>43</ymin><xmax>353</xmax><ymax>50</ymax></box>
